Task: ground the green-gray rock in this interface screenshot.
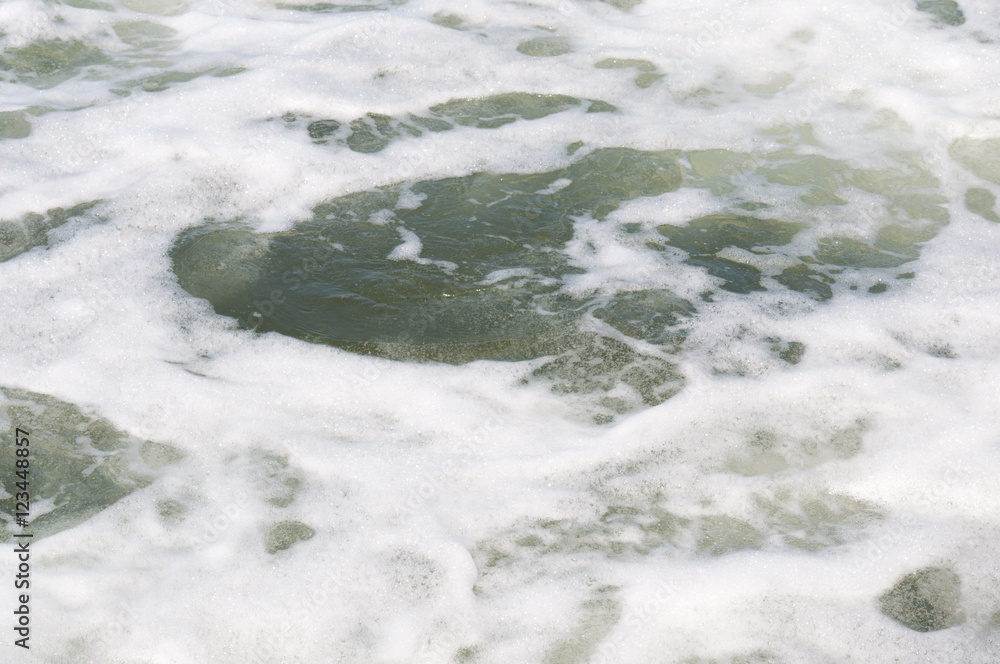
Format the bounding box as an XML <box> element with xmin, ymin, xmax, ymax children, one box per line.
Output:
<box><xmin>965</xmin><ymin>188</ymin><xmax>1000</xmax><ymax>223</ymax></box>
<box><xmin>0</xmin><ymin>111</ymin><xmax>31</xmax><ymax>139</ymax></box>
<box><xmin>517</xmin><ymin>37</ymin><xmax>572</xmax><ymax>57</ymax></box>
<box><xmin>879</xmin><ymin>567</ymin><xmax>964</xmax><ymax>632</ymax></box>
<box><xmin>266</xmin><ymin>520</ymin><xmax>316</xmax><ymax>553</ymax></box>
<box><xmin>950</xmin><ymin>138</ymin><xmax>1000</xmax><ymax>185</ymax></box>
<box><xmin>916</xmin><ymin>0</ymin><xmax>965</xmax><ymax>26</ymax></box>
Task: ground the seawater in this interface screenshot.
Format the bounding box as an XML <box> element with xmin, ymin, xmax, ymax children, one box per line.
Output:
<box><xmin>1</xmin><ymin>0</ymin><xmax>1000</xmax><ymax>662</ymax></box>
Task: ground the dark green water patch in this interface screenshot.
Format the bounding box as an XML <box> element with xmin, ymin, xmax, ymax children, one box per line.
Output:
<box><xmin>768</xmin><ymin>339</ymin><xmax>806</xmax><ymax>364</ymax></box>
<box><xmin>0</xmin><ymin>387</ymin><xmax>183</xmax><ymax>542</ymax></box>
<box><xmin>0</xmin><ymin>111</ymin><xmax>31</xmax><ymax>140</ymax></box>
<box><xmin>265</xmin><ymin>520</ymin><xmax>316</xmax><ymax>553</ymax></box>
<box><xmin>950</xmin><ymin>137</ymin><xmax>1000</xmax><ymax>185</ymax></box>
<box><xmin>657</xmin><ymin>214</ymin><xmax>806</xmax><ymax>254</ymax></box>
<box><xmin>275</xmin><ymin>1</ymin><xmax>399</xmax><ymax>11</ymax></box>
<box><xmin>529</xmin><ymin>333</ymin><xmax>684</xmax><ymax>421</ymax></box>
<box><xmin>916</xmin><ymin>0</ymin><xmax>965</xmax><ymax>26</ymax></box>
<box><xmin>430</xmin><ymin>13</ymin><xmax>465</xmax><ymax>29</ymax></box>
<box><xmin>774</xmin><ymin>265</ymin><xmax>833</xmax><ymax>300</ymax></box>
<box><xmin>301</xmin><ymin>93</ymin><xmax>615</xmax><ymax>154</ymax></box>
<box><xmin>685</xmin><ymin>255</ymin><xmax>764</xmax><ymax>294</ymax></box>
<box><xmin>813</xmin><ymin>236</ymin><xmax>914</xmax><ymax>268</ymax></box>
<box><xmin>0</xmin><ymin>39</ymin><xmax>110</xmax><ymax>89</ymax></box>
<box><xmin>131</xmin><ymin>69</ymin><xmax>205</xmax><ymax>93</ymax></box>
<box><xmin>592</xmin><ymin>291</ymin><xmax>693</xmax><ymax>348</ymax></box>
<box><xmin>965</xmin><ymin>188</ymin><xmax>1000</xmax><ymax>222</ymax></box>
<box><xmin>173</xmin><ymin>148</ymin><xmax>684</xmax><ymax>364</ymax></box>
<box><xmin>173</xmin><ymin>145</ymin><xmax>950</xmax><ymax>414</ymax></box>
<box><xmin>173</xmin><ymin>148</ymin><xmax>687</xmax><ymax>414</ymax></box>
<box><xmin>598</xmin><ymin>0</ymin><xmax>642</xmax><ymax>9</ymax></box>
<box><xmin>0</xmin><ymin>201</ymin><xmax>102</xmax><ymax>262</ymax></box>
<box><xmin>113</xmin><ymin>20</ymin><xmax>179</xmax><ymax>49</ymax></box>
<box><xmin>517</xmin><ymin>37</ymin><xmax>572</xmax><ymax>57</ymax></box>
<box><xmin>62</xmin><ymin>0</ymin><xmax>117</xmax><ymax>9</ymax></box>
<box><xmin>594</xmin><ymin>58</ymin><xmax>665</xmax><ymax>88</ymax></box>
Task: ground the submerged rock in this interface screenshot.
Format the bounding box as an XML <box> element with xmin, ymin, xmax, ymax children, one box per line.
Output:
<box><xmin>879</xmin><ymin>566</ymin><xmax>964</xmax><ymax>632</ymax></box>
<box><xmin>916</xmin><ymin>0</ymin><xmax>965</xmax><ymax>26</ymax></box>
<box><xmin>303</xmin><ymin>92</ymin><xmax>615</xmax><ymax>153</ymax></box>
<box><xmin>266</xmin><ymin>520</ymin><xmax>316</xmax><ymax>554</ymax></box>
<box><xmin>0</xmin><ymin>111</ymin><xmax>31</xmax><ymax>140</ymax></box>
<box><xmin>172</xmin><ymin>148</ymin><xmax>690</xmax><ymax>418</ymax></box>
<box><xmin>965</xmin><ymin>188</ymin><xmax>1000</xmax><ymax>223</ymax></box>
<box><xmin>950</xmin><ymin>138</ymin><xmax>1000</xmax><ymax>185</ymax></box>
<box><xmin>516</xmin><ymin>36</ymin><xmax>572</xmax><ymax>57</ymax></box>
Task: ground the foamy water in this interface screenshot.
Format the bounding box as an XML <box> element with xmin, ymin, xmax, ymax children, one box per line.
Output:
<box><xmin>2</xmin><ymin>0</ymin><xmax>1000</xmax><ymax>662</ymax></box>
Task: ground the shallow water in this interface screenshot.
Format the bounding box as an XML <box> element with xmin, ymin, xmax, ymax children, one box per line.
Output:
<box><xmin>2</xmin><ymin>0</ymin><xmax>1000</xmax><ymax>662</ymax></box>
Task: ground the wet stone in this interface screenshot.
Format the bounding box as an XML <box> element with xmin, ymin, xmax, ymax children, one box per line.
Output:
<box><xmin>657</xmin><ymin>214</ymin><xmax>806</xmax><ymax>255</ymax></box>
<box><xmin>684</xmin><ymin>255</ymin><xmax>764</xmax><ymax>294</ymax></box>
<box><xmin>430</xmin><ymin>13</ymin><xmax>464</xmax><ymax>29</ymax></box>
<box><xmin>874</xmin><ymin>224</ymin><xmax>935</xmax><ymax>257</ymax></box>
<box><xmin>430</xmin><ymin>93</ymin><xmax>582</xmax><ymax>127</ymax></box>
<box><xmin>121</xmin><ymin>0</ymin><xmax>191</xmax><ymax>15</ymax></box>
<box><xmin>0</xmin><ymin>111</ymin><xmax>31</xmax><ymax>140</ymax></box>
<box><xmin>773</xmin><ymin>340</ymin><xmax>806</xmax><ymax>364</ymax></box>
<box><xmin>304</xmin><ymin>93</ymin><xmax>613</xmax><ymax>153</ymax></box>
<box><xmin>868</xmin><ymin>282</ymin><xmax>888</xmax><ymax>294</ymax></box>
<box><xmin>965</xmin><ymin>188</ymin><xmax>1000</xmax><ymax>223</ymax></box>
<box><xmin>266</xmin><ymin>520</ymin><xmax>316</xmax><ymax>554</ymax></box>
<box><xmin>346</xmin><ymin>114</ymin><xmax>396</xmax><ymax>153</ymax></box>
<box><xmin>950</xmin><ymin>138</ymin><xmax>1000</xmax><ymax>185</ymax></box>
<box><xmin>65</xmin><ymin>0</ymin><xmax>116</xmax><ymax>8</ymax></box>
<box><xmin>774</xmin><ymin>264</ymin><xmax>833</xmax><ymax>300</ymax></box>
<box><xmin>592</xmin><ymin>291</ymin><xmax>694</xmax><ymax>347</ymax></box>
<box><xmin>275</xmin><ymin>2</ymin><xmax>386</xmax><ymax>12</ymax></box>
<box><xmin>696</xmin><ymin>515</ymin><xmax>763</xmax><ymax>555</ymax></box>
<box><xmin>517</xmin><ymin>37</ymin><xmax>572</xmax><ymax>57</ymax></box>
<box><xmin>595</xmin><ymin>58</ymin><xmax>664</xmax><ymax>88</ymax></box>
<box><xmin>916</xmin><ymin>0</ymin><xmax>965</xmax><ymax>26</ymax></box>
<box><xmin>137</xmin><ymin>70</ymin><xmax>203</xmax><ymax>93</ymax></box>
<box><xmin>156</xmin><ymin>499</ymin><xmax>188</xmax><ymax>524</ymax></box>
<box><xmin>306</xmin><ymin>119</ymin><xmax>341</xmax><ymax>141</ymax></box>
<box><xmin>814</xmin><ymin>236</ymin><xmax>913</xmax><ymax>269</ymax></box>
<box><xmin>600</xmin><ymin>0</ymin><xmax>642</xmax><ymax>9</ymax></box>
<box><xmin>531</xmin><ymin>333</ymin><xmax>683</xmax><ymax>409</ymax></box>
<box><xmin>634</xmin><ymin>72</ymin><xmax>665</xmax><ymax>88</ymax></box>
<box><xmin>113</xmin><ymin>20</ymin><xmax>178</xmax><ymax>47</ymax></box>
<box><xmin>879</xmin><ymin>567</ymin><xmax>964</xmax><ymax>632</ymax></box>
